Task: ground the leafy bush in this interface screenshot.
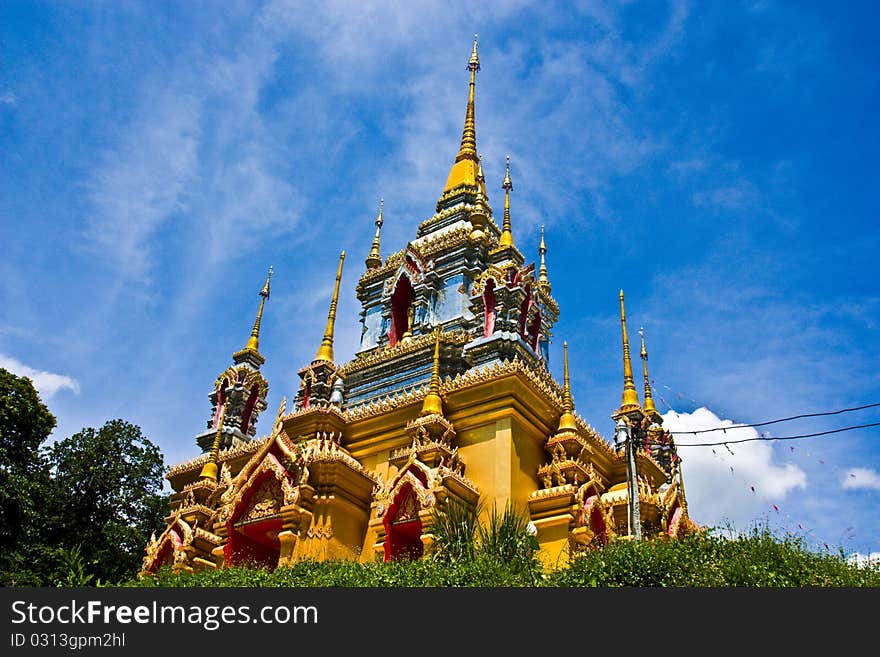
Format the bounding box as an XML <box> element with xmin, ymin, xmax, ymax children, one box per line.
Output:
<box><xmin>476</xmin><ymin>502</ymin><xmax>542</xmax><ymax>585</ymax></box>
<box><xmin>547</xmin><ymin>525</ymin><xmax>880</xmax><ymax>587</ymax></box>
<box><xmin>430</xmin><ymin>498</ymin><xmax>480</xmax><ymax>564</ymax></box>
<box><xmin>133</xmin><ymin>557</ymin><xmax>536</xmax><ymax>588</ymax></box>
<box><xmin>128</xmin><ymin>524</ymin><xmax>880</xmax><ymax>588</ymax></box>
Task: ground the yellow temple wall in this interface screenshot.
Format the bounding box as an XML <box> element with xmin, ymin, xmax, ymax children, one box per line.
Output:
<box><xmin>456</xmin><ymin>413</ymin><xmax>546</xmax><ymax>516</ymax></box>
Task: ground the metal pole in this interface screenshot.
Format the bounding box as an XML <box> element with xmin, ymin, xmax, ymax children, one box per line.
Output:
<box><xmin>625</xmin><ymin>420</ymin><xmax>642</xmax><ymax>540</ymax></box>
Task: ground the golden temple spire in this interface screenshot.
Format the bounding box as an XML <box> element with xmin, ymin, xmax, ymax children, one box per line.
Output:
<box><xmin>443</xmin><ymin>35</ymin><xmax>483</xmax><ymax>193</ymax></box>
<box><xmin>639</xmin><ymin>327</ymin><xmax>658</xmax><ymax>418</ymax></box>
<box><xmin>244</xmin><ymin>266</ymin><xmax>273</xmax><ymax>354</ymax></box>
<box><xmin>557</xmin><ymin>341</ymin><xmax>578</xmax><ymax>432</ymax></box>
<box><xmin>618</xmin><ymin>290</ymin><xmax>641</xmax><ymax>413</ymax></box>
<box><xmin>420</xmin><ymin>328</ymin><xmax>444</xmax><ymax>416</ymax></box>
<box><xmin>314</xmin><ymin>251</ymin><xmax>345</xmax><ymax>363</ymax></box>
<box><xmin>538</xmin><ymin>225</ymin><xmax>550</xmax><ymax>292</ymax></box>
<box><xmin>199</xmin><ymin>390</ymin><xmax>228</xmax><ymax>482</ymax></box>
<box><xmin>498</xmin><ymin>154</ymin><xmax>515</xmax><ymax>249</ymax></box>
<box><xmin>458</xmin><ymin>34</ymin><xmax>480</xmax><ymax>162</ymax></box>
<box><xmin>365</xmin><ymin>199</ymin><xmax>384</xmax><ymax>270</ymax></box>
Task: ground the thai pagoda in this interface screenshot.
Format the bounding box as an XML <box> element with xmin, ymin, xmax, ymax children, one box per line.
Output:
<box><xmin>141</xmin><ymin>37</ymin><xmax>695</xmax><ymax>576</ymax></box>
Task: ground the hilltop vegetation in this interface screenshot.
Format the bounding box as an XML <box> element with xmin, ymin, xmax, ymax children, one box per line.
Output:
<box><xmin>133</xmin><ymin>525</ymin><xmax>879</xmax><ymax>588</ymax></box>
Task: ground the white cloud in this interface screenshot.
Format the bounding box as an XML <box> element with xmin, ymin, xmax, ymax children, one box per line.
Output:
<box><xmin>0</xmin><ymin>354</ymin><xmax>80</xmax><ymax>399</ymax></box>
<box><xmin>842</xmin><ymin>468</ymin><xmax>880</xmax><ymax>491</ymax></box>
<box><xmin>663</xmin><ymin>407</ymin><xmax>806</xmax><ymax>529</ymax></box>
<box><xmin>848</xmin><ymin>552</ymin><xmax>880</xmax><ymax>569</ymax></box>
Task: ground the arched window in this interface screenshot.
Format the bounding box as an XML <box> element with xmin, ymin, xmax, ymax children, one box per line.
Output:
<box><xmin>212</xmin><ymin>379</ymin><xmax>228</xmax><ymax>428</ymax></box>
<box><xmin>148</xmin><ymin>528</ymin><xmax>182</xmax><ymax>574</ymax></box>
<box><xmin>482</xmin><ymin>278</ymin><xmax>496</xmax><ymax>337</ymax></box>
<box><xmin>225</xmin><ymin>472</ymin><xmax>284</xmax><ymax>570</ymax></box>
<box><xmin>239</xmin><ymin>383</ymin><xmax>260</xmax><ymax>435</ymax></box>
<box><xmin>581</xmin><ymin>487</ymin><xmax>608</xmax><ymax>547</ymax></box>
<box><xmin>303</xmin><ymin>378</ymin><xmax>312</xmax><ymax>410</ymax></box>
<box><xmin>518</xmin><ymin>284</ymin><xmax>532</xmax><ymax>339</ymax></box>
<box><xmin>527</xmin><ymin>307</ymin><xmax>541</xmax><ymax>352</ymax></box>
<box><xmin>389</xmin><ymin>275</ymin><xmax>415</xmax><ymax>347</ymax></box>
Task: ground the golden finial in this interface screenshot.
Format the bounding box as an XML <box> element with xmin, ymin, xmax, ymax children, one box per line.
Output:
<box><xmin>457</xmin><ymin>35</ymin><xmax>479</xmax><ymax>162</ymax></box>
<box><xmin>420</xmin><ymin>328</ymin><xmax>444</xmax><ymax>416</ymax></box>
<box><xmin>538</xmin><ymin>226</ymin><xmax>550</xmax><ymax>292</ymax></box>
<box><xmin>365</xmin><ymin>199</ymin><xmax>384</xmax><ymax>270</ymax></box>
<box><xmin>639</xmin><ymin>327</ymin><xmax>659</xmax><ymax>418</ymax></box>
<box><xmin>618</xmin><ymin>290</ymin><xmax>641</xmax><ymax>412</ymax></box>
<box><xmin>443</xmin><ymin>36</ymin><xmax>481</xmax><ymax>192</ymax></box>
<box><xmin>498</xmin><ymin>154</ymin><xmax>515</xmax><ymax>249</ymax></box>
<box><xmin>558</xmin><ymin>341</ymin><xmax>578</xmax><ymax>432</ymax></box>
<box><xmin>314</xmin><ymin>251</ymin><xmax>345</xmax><ymax>363</ymax></box>
<box><xmin>469</xmin><ymin>33</ymin><xmax>480</xmax><ymax>71</ymax></box>
<box><xmin>244</xmin><ymin>266</ymin><xmax>273</xmax><ymax>353</ymax></box>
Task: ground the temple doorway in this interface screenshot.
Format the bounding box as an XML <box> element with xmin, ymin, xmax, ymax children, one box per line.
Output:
<box><xmin>225</xmin><ymin>475</ymin><xmax>284</xmax><ymax>570</ymax></box>
<box><xmin>147</xmin><ymin>528</ymin><xmax>181</xmax><ymax>574</ymax></box>
<box><xmin>384</xmin><ymin>484</ymin><xmax>424</xmax><ymax>561</ymax></box>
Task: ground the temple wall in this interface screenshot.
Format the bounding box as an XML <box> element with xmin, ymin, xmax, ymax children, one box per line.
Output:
<box><xmin>455</xmin><ymin>414</ymin><xmax>545</xmax><ymax>518</ymax></box>
<box><xmin>360</xmin><ymin>306</ymin><xmax>384</xmax><ymax>351</ymax></box>
<box><xmin>434</xmin><ymin>274</ymin><xmax>473</xmax><ymax>325</ymax></box>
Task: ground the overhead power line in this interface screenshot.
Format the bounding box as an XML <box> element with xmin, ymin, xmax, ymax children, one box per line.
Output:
<box><xmin>668</xmin><ymin>402</ymin><xmax>880</xmax><ymax>435</ymax></box>
<box><xmin>675</xmin><ymin>421</ymin><xmax>880</xmax><ymax>447</ymax></box>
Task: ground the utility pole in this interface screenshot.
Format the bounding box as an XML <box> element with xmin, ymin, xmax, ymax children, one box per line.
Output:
<box><xmin>616</xmin><ymin>417</ymin><xmax>641</xmax><ymax>540</ymax></box>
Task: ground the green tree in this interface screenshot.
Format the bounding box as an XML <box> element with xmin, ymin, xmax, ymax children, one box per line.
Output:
<box><xmin>45</xmin><ymin>419</ymin><xmax>166</xmax><ymax>584</ymax></box>
<box><xmin>0</xmin><ymin>368</ymin><xmax>55</xmax><ymax>585</ymax></box>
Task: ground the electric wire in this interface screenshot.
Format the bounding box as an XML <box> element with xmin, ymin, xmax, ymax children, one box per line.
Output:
<box><xmin>668</xmin><ymin>402</ymin><xmax>880</xmax><ymax>435</ymax></box>
<box><xmin>675</xmin><ymin>421</ymin><xmax>880</xmax><ymax>447</ymax></box>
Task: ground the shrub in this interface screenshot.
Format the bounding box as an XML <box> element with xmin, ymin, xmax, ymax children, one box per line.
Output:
<box><xmin>127</xmin><ymin>521</ymin><xmax>879</xmax><ymax>588</ymax></box>
<box><xmin>430</xmin><ymin>498</ymin><xmax>480</xmax><ymax>564</ymax></box>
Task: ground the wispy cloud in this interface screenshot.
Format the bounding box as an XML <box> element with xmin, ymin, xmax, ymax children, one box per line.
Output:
<box><xmin>86</xmin><ymin>92</ymin><xmax>201</xmax><ymax>282</ymax></box>
<box><xmin>84</xmin><ymin>1</ymin><xmax>304</xmax><ymax>292</ymax></box>
<box><xmin>842</xmin><ymin>468</ymin><xmax>880</xmax><ymax>491</ymax></box>
<box><xmin>692</xmin><ymin>179</ymin><xmax>760</xmax><ymax>211</ymax></box>
<box><xmin>0</xmin><ymin>354</ymin><xmax>80</xmax><ymax>399</ymax></box>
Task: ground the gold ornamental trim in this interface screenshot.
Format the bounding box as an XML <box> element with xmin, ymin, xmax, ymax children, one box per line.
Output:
<box><xmin>416</xmin><ymin>224</ymin><xmax>475</xmax><ymax>257</ymax></box>
<box><xmin>358</xmin><ymin>249</ymin><xmax>405</xmax><ymax>285</ymax></box>
<box><xmin>304</xmin><ymin>432</ymin><xmax>378</xmax><ymax>481</ymax></box>
<box><xmin>359</xmin><ymin>220</ymin><xmax>495</xmax><ymax>289</ymax></box>
<box><xmin>344</xmin><ymin>385</ymin><xmax>428</xmax><ymax>423</ymax></box>
<box><xmin>338</xmin><ymin>329</ymin><xmax>470</xmax><ymax>376</ymax></box>
<box><xmin>166</xmin><ymin>436</ymin><xmax>270</xmax><ymax>479</ymax></box>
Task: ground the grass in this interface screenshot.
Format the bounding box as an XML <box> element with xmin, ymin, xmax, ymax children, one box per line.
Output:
<box><xmin>129</xmin><ymin>524</ymin><xmax>880</xmax><ymax>588</ymax></box>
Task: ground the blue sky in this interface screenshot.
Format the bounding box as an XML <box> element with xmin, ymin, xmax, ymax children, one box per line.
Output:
<box><xmin>2</xmin><ymin>1</ymin><xmax>878</xmax><ymax>561</ymax></box>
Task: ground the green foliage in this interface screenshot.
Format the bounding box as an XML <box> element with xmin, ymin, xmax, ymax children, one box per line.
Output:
<box><xmin>429</xmin><ymin>499</ymin><xmax>541</xmax><ymax>584</ymax></box>
<box><xmin>0</xmin><ymin>368</ymin><xmax>56</xmax><ymax>585</ymax></box>
<box><xmin>45</xmin><ymin>419</ymin><xmax>166</xmax><ymax>585</ymax></box>
<box><xmin>128</xmin><ymin>524</ymin><xmax>880</xmax><ymax>588</ymax></box>
<box><xmin>430</xmin><ymin>498</ymin><xmax>480</xmax><ymax>563</ymax></box>
<box><xmin>56</xmin><ymin>545</ymin><xmax>96</xmax><ymax>587</ymax></box>
<box><xmin>477</xmin><ymin>501</ymin><xmax>542</xmax><ymax>583</ymax></box>
<box><xmin>0</xmin><ymin>371</ymin><xmax>166</xmax><ymax>586</ymax></box>
<box><xmin>547</xmin><ymin>525</ymin><xmax>880</xmax><ymax>587</ymax></box>
<box><xmin>133</xmin><ymin>557</ymin><xmax>538</xmax><ymax>588</ymax></box>
<box><xmin>0</xmin><ymin>368</ymin><xmax>57</xmax><ymax>473</ymax></box>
